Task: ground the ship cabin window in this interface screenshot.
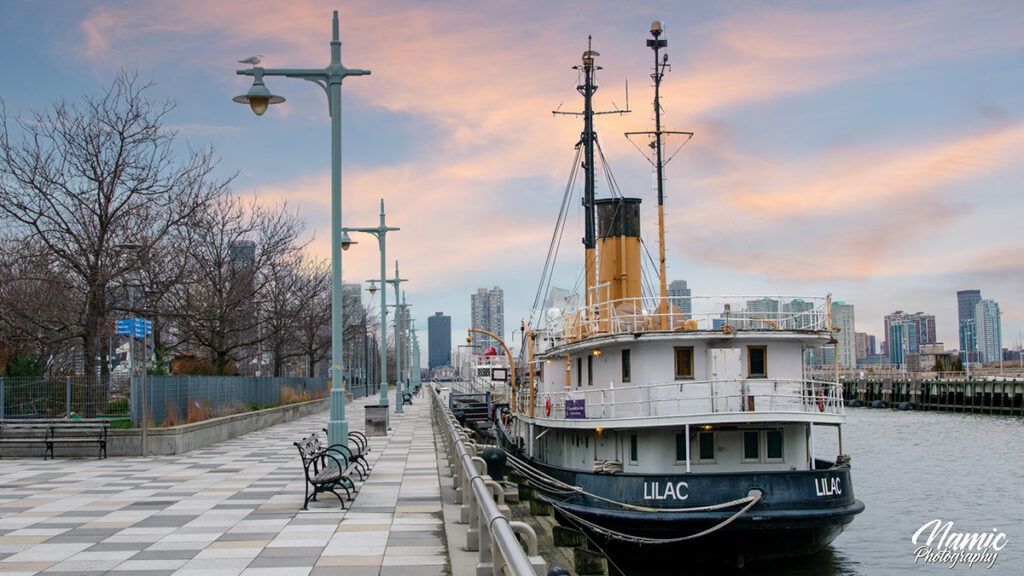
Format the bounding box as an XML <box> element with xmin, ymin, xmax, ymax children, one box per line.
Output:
<box><xmin>621</xmin><ymin>349</ymin><xmax>631</xmax><ymax>383</ymax></box>
<box><xmin>587</xmin><ymin>355</ymin><xmax>593</xmax><ymax>386</ymax></box>
<box><xmin>674</xmin><ymin>347</ymin><xmax>694</xmax><ymax>380</ymax></box>
<box><xmin>629</xmin><ymin>434</ymin><xmax>638</xmax><ymax>464</ymax></box>
<box><xmin>743</xmin><ymin>431</ymin><xmax>760</xmax><ymax>461</ymax></box>
<box><xmin>766</xmin><ymin>429</ymin><xmax>784</xmax><ymax>461</ymax></box>
<box><xmin>747</xmin><ymin>346</ymin><xmax>767</xmax><ymax>378</ymax></box>
<box><xmin>576</xmin><ymin>357</ymin><xmax>582</xmax><ymax>388</ymax></box>
<box><xmin>697</xmin><ymin>431</ymin><xmax>715</xmax><ymax>462</ymax></box>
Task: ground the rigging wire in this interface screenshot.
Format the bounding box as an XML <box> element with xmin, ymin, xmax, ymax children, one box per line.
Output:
<box><xmin>532</xmin><ymin>144</ymin><xmax>583</xmax><ymax>320</ymax></box>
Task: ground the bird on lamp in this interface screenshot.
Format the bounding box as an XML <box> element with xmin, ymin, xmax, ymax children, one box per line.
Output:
<box><xmin>238</xmin><ymin>55</ymin><xmax>263</xmax><ymax>66</ymax></box>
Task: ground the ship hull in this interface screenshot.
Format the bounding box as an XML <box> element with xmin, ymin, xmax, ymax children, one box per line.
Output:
<box><xmin>497</xmin><ymin>421</ymin><xmax>864</xmax><ymax>565</ymax></box>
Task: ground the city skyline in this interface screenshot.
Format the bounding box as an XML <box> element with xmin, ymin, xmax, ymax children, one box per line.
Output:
<box><xmin>1</xmin><ymin>2</ymin><xmax>1022</xmax><ymax>363</ymax></box>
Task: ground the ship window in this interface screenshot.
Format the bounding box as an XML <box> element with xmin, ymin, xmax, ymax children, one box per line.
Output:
<box><xmin>621</xmin><ymin>349</ymin><xmax>631</xmax><ymax>382</ymax></box>
<box><xmin>697</xmin><ymin>432</ymin><xmax>715</xmax><ymax>461</ymax></box>
<box><xmin>587</xmin><ymin>355</ymin><xmax>593</xmax><ymax>386</ymax></box>
<box><xmin>748</xmin><ymin>346</ymin><xmax>767</xmax><ymax>378</ymax></box>
<box><xmin>743</xmin><ymin>431</ymin><xmax>760</xmax><ymax>461</ymax></box>
<box><xmin>576</xmin><ymin>357</ymin><xmax>582</xmax><ymax>388</ymax></box>
<box><xmin>766</xmin><ymin>430</ymin><xmax>784</xmax><ymax>460</ymax></box>
<box><xmin>675</xmin><ymin>432</ymin><xmax>686</xmax><ymax>461</ymax></box>
<box><xmin>629</xmin><ymin>434</ymin><xmax>638</xmax><ymax>463</ymax></box>
<box><xmin>674</xmin><ymin>347</ymin><xmax>694</xmax><ymax>379</ymax></box>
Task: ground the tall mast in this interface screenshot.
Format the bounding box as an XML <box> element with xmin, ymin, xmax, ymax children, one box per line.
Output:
<box><xmin>553</xmin><ymin>37</ymin><xmax>629</xmax><ymax>315</ymax></box>
<box><xmin>648</xmin><ymin>22</ymin><xmax>669</xmax><ymax>329</ymax></box>
<box><xmin>626</xmin><ymin>21</ymin><xmax>693</xmax><ymax>329</ymax></box>
<box><xmin>580</xmin><ymin>38</ymin><xmax>599</xmax><ymax>311</ymax></box>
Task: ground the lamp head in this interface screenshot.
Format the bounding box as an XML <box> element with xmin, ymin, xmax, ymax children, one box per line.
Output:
<box><xmin>650</xmin><ymin>20</ymin><xmax>663</xmax><ymax>37</ymax></box>
<box><xmin>341</xmin><ymin>230</ymin><xmax>356</xmax><ymax>251</ymax></box>
<box><xmin>368</xmin><ymin>280</ymin><xmax>378</xmax><ymax>295</ymax></box>
<box><xmin>233</xmin><ymin>72</ymin><xmax>285</xmax><ymax>116</ymax></box>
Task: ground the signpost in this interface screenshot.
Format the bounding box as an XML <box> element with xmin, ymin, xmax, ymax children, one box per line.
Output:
<box><xmin>116</xmin><ymin>317</ymin><xmax>152</xmax><ymax>456</ymax></box>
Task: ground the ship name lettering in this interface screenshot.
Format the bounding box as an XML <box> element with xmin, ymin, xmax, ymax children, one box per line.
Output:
<box><xmin>643</xmin><ymin>481</ymin><xmax>689</xmax><ymax>501</ymax></box>
<box><xmin>814</xmin><ymin>477</ymin><xmax>842</xmax><ymax>497</ymax></box>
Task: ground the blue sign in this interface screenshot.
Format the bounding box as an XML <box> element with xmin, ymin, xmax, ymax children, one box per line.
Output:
<box><xmin>565</xmin><ymin>398</ymin><xmax>586</xmax><ymax>419</ymax></box>
<box><xmin>117</xmin><ymin>318</ymin><xmax>151</xmax><ymax>337</ymax></box>
<box><xmin>115</xmin><ymin>319</ymin><xmax>134</xmax><ymax>335</ymax></box>
<box><xmin>134</xmin><ymin>318</ymin><xmax>152</xmax><ymax>338</ymax></box>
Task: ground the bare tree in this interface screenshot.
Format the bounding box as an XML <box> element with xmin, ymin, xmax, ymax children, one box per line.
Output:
<box><xmin>0</xmin><ymin>72</ymin><xmax>230</xmax><ymax>415</ymax></box>
<box><xmin>172</xmin><ymin>194</ymin><xmax>305</xmax><ymax>375</ymax></box>
<box><xmin>292</xmin><ymin>257</ymin><xmax>332</xmax><ymax>377</ymax></box>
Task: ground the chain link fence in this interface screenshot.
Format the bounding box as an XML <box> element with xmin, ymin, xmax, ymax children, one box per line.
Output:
<box><xmin>0</xmin><ymin>375</ymin><xmax>130</xmax><ymax>420</ymax></box>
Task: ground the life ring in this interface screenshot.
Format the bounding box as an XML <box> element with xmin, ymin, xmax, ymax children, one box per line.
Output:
<box><xmin>545</xmin><ymin>397</ymin><xmax>552</xmax><ymax>417</ymax></box>
<box><xmin>816</xmin><ymin>393</ymin><xmax>826</xmax><ymax>412</ymax></box>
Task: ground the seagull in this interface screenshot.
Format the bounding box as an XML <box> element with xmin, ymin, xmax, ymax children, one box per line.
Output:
<box><xmin>238</xmin><ymin>55</ymin><xmax>262</xmax><ymax>66</ymax></box>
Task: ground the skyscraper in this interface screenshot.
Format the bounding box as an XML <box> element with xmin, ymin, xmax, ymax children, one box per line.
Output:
<box><xmin>957</xmin><ymin>289</ymin><xmax>982</xmax><ymax>361</ymax></box>
<box><xmin>471</xmin><ymin>287</ymin><xmax>504</xmax><ymax>351</ymax></box>
<box><xmin>883</xmin><ymin>311</ymin><xmax>935</xmax><ymax>361</ymax></box>
<box><xmin>975</xmin><ymin>299</ymin><xmax>1002</xmax><ymax>363</ymax></box>
<box><xmin>427</xmin><ymin>312</ymin><xmax>452</xmax><ymax>370</ymax></box>
<box><xmin>831</xmin><ymin>302</ymin><xmax>856</xmax><ymax>368</ymax></box>
<box><xmin>667</xmin><ymin>279</ymin><xmax>692</xmax><ymax>316</ymax></box>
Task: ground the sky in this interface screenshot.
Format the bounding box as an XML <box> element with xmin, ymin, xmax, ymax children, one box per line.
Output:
<box><xmin>1</xmin><ymin>0</ymin><xmax>1023</xmax><ymax>362</ymax></box>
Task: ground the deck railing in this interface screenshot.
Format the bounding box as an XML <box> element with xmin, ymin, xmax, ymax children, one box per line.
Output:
<box><xmin>535</xmin><ymin>295</ymin><xmax>831</xmax><ymax>345</ymax></box>
<box><xmin>527</xmin><ymin>378</ymin><xmax>843</xmax><ymax>421</ymax></box>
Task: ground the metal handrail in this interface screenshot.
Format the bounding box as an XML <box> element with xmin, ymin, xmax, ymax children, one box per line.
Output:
<box><xmin>430</xmin><ymin>386</ymin><xmax>544</xmax><ymax>575</ymax></box>
<box><xmin>534</xmin><ymin>294</ymin><xmax>831</xmax><ymax>344</ymax></box>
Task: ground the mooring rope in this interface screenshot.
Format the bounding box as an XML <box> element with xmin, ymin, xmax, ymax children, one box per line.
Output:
<box><xmin>502</xmin><ymin>449</ymin><xmax>762</xmax><ymax>514</ymax></box>
<box><xmin>552</xmin><ymin>489</ymin><xmax>763</xmax><ymax>545</ymax></box>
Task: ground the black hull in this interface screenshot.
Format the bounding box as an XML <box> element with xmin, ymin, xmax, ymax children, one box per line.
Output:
<box><xmin>497</xmin><ymin>419</ymin><xmax>864</xmax><ymax>565</ymax></box>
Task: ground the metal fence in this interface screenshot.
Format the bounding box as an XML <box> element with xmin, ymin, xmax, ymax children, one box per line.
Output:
<box><xmin>0</xmin><ymin>375</ymin><xmax>131</xmax><ymax>420</ymax></box>
<box><xmin>130</xmin><ymin>376</ymin><xmax>331</xmax><ymax>427</ymax></box>
<box><xmin>0</xmin><ymin>374</ymin><xmax>374</xmax><ymax>427</ymax></box>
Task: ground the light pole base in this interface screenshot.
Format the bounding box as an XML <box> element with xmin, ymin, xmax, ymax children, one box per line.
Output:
<box><xmin>327</xmin><ymin>386</ymin><xmax>348</xmax><ymax>446</ymax></box>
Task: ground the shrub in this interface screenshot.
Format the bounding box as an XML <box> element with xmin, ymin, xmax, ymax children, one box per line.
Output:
<box><xmin>280</xmin><ymin>386</ymin><xmax>311</xmax><ymax>405</ymax></box>
<box><xmin>106</xmin><ymin>398</ymin><xmax>130</xmax><ymax>414</ymax></box>
<box><xmin>186</xmin><ymin>399</ymin><xmax>211</xmax><ymax>423</ymax></box>
<box><xmin>211</xmin><ymin>402</ymin><xmax>248</xmax><ymax>418</ymax></box>
<box><xmin>162</xmin><ymin>403</ymin><xmax>180</xmax><ymax>427</ymax></box>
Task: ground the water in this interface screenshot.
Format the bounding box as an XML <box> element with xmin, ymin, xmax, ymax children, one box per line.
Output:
<box><xmin>608</xmin><ymin>409</ymin><xmax>1024</xmax><ymax>575</ymax></box>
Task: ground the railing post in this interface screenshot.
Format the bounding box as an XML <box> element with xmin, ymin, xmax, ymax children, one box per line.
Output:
<box><xmin>66</xmin><ymin>376</ymin><xmax>71</xmax><ymax>419</ymax></box>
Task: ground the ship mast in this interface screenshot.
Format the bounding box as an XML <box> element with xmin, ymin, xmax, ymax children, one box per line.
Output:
<box><xmin>626</xmin><ymin>21</ymin><xmax>693</xmax><ymax>329</ymax></box>
<box><xmin>580</xmin><ymin>39</ymin><xmax>599</xmax><ymax>312</ymax></box>
<box><xmin>553</xmin><ymin>37</ymin><xmax>629</xmax><ymax>315</ymax></box>
<box><xmin>649</xmin><ymin>22</ymin><xmax>669</xmax><ymax>329</ymax></box>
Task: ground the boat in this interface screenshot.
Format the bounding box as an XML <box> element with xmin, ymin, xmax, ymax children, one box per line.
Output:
<box><xmin>493</xmin><ymin>25</ymin><xmax>864</xmax><ymax>567</ymax></box>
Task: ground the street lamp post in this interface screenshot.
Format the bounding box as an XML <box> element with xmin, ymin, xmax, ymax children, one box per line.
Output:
<box><xmin>341</xmin><ymin>199</ymin><xmax>399</xmax><ymax>422</ymax></box>
<box><xmin>232</xmin><ymin>11</ymin><xmax>369</xmax><ymax>448</ymax></box>
<box><xmin>385</xmin><ymin>262</ymin><xmax>407</xmax><ymax>413</ymax></box>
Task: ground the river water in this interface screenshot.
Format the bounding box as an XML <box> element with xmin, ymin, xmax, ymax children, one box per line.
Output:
<box><xmin>608</xmin><ymin>408</ymin><xmax>1023</xmax><ymax>575</ymax></box>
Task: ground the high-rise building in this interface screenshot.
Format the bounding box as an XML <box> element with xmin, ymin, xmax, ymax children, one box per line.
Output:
<box><xmin>884</xmin><ymin>311</ymin><xmax>935</xmax><ymax>361</ymax></box>
<box><xmin>832</xmin><ymin>302</ymin><xmax>856</xmax><ymax>368</ymax></box>
<box><xmin>471</xmin><ymin>286</ymin><xmax>504</xmax><ymax>352</ymax></box>
<box><xmin>887</xmin><ymin>321</ymin><xmax>919</xmax><ymax>366</ymax></box>
<box><xmin>975</xmin><ymin>299</ymin><xmax>1002</xmax><ymax>363</ymax></box>
<box><xmin>667</xmin><ymin>280</ymin><xmax>692</xmax><ymax>316</ymax></box>
<box><xmin>742</xmin><ymin>297</ymin><xmax>779</xmax><ymax>329</ymax></box>
<box><xmin>427</xmin><ymin>312</ymin><xmax>452</xmax><ymax>370</ymax></box>
<box><xmin>783</xmin><ymin>299</ymin><xmax>815</xmax><ymax>330</ymax></box>
<box><xmin>855</xmin><ymin>332</ymin><xmax>877</xmax><ymax>359</ymax></box>
<box><xmin>957</xmin><ymin>289</ymin><xmax>982</xmax><ymax>361</ymax></box>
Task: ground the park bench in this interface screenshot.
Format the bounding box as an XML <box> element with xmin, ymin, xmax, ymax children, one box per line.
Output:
<box><xmin>0</xmin><ymin>419</ymin><xmax>109</xmax><ymax>459</ymax></box>
<box><xmin>320</xmin><ymin>428</ymin><xmax>371</xmax><ymax>479</ymax></box>
<box><xmin>294</xmin><ymin>433</ymin><xmax>358</xmax><ymax>510</ymax></box>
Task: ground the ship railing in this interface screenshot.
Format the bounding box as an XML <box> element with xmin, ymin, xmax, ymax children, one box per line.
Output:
<box><xmin>429</xmin><ymin>385</ymin><xmax>548</xmax><ymax>575</ymax></box>
<box><xmin>537</xmin><ymin>295</ymin><xmax>831</xmax><ymax>343</ymax></box>
<box><xmin>531</xmin><ymin>378</ymin><xmax>843</xmax><ymax>420</ymax></box>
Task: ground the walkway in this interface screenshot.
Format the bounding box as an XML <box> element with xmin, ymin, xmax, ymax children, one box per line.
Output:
<box><xmin>0</xmin><ymin>392</ymin><xmax>447</xmax><ymax>576</ymax></box>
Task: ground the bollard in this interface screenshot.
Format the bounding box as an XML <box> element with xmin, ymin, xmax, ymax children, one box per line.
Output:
<box><xmin>573</xmin><ymin>548</ymin><xmax>608</xmax><ymax>575</ymax></box>
<box><xmin>480</xmin><ymin>447</ymin><xmax>507</xmax><ymax>481</ymax></box>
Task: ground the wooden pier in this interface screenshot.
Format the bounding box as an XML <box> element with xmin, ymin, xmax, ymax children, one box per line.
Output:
<box><xmin>842</xmin><ymin>378</ymin><xmax>1024</xmax><ymax>415</ymax></box>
